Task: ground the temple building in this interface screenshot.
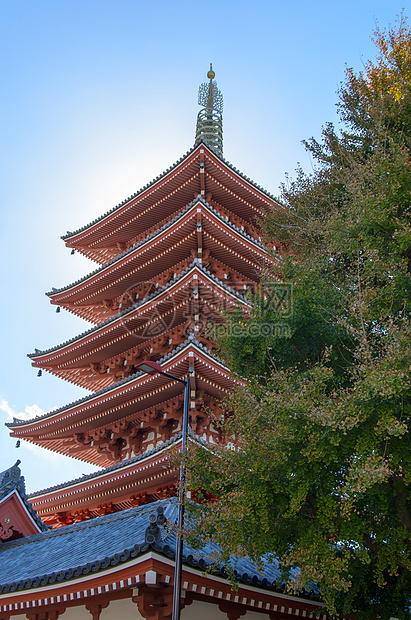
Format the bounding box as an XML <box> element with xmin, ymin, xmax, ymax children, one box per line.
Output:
<box><xmin>0</xmin><ymin>68</ymin><xmax>325</xmax><ymax>620</ymax></box>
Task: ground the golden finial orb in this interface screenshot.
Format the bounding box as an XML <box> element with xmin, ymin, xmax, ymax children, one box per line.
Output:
<box><xmin>207</xmin><ymin>63</ymin><xmax>215</xmax><ymax>80</ymax></box>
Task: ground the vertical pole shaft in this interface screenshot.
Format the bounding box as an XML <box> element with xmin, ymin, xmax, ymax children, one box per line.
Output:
<box><xmin>172</xmin><ymin>378</ymin><xmax>190</xmax><ymax>620</ymax></box>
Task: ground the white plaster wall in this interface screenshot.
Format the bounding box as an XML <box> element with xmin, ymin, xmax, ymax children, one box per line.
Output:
<box><xmin>61</xmin><ymin>604</ymin><xmax>92</xmax><ymax>619</ymax></box>
<box><xmin>100</xmin><ymin>597</ymin><xmax>144</xmax><ymax>620</ymax></box>
<box><xmin>8</xmin><ymin>600</ymin><xmax>273</xmax><ymax>619</ymax></box>
<box><xmin>182</xmin><ymin>600</ymin><xmax>229</xmax><ymax>620</ymax></box>
<box><xmin>182</xmin><ymin>600</ymin><xmax>271</xmax><ymax>619</ymax></box>
<box><xmin>242</xmin><ymin>610</ymin><xmax>270</xmax><ymax>619</ymax></box>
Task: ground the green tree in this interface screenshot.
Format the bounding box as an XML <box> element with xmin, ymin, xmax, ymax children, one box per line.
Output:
<box><xmin>187</xmin><ymin>16</ymin><xmax>411</xmax><ymax>619</ymax></box>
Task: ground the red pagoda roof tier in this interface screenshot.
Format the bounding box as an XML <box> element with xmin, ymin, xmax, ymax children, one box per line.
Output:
<box><xmin>11</xmin><ymin>339</ymin><xmax>240</xmax><ymax>466</ymax></box>
<box><xmin>48</xmin><ymin>197</ymin><xmax>271</xmax><ymax>323</ymax></box>
<box><xmin>50</xmin><ymin>322</ymin><xmax>203</xmax><ymax>392</ymax></box>
<box><xmin>29</xmin><ymin>262</ymin><xmax>250</xmax><ymax>390</ymax></box>
<box><xmin>63</xmin><ymin>143</ymin><xmax>281</xmax><ymax>264</ymax></box>
<box><xmin>54</xmin><ymin>254</ymin><xmax>253</xmax><ymax>325</ymax></box>
<box><xmin>28</xmin><ymin>435</ymin><xmax>185</xmax><ymax>527</ymax></box>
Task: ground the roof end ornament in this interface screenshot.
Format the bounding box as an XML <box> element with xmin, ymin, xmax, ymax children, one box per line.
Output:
<box><xmin>195</xmin><ymin>63</ymin><xmax>223</xmax><ymax>156</ymax></box>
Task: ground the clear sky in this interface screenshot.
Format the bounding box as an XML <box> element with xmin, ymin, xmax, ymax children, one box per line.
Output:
<box><xmin>0</xmin><ymin>0</ymin><xmax>406</xmax><ymax>492</ymax></box>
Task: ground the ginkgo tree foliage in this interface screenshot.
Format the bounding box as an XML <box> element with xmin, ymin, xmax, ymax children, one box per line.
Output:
<box><xmin>185</xmin><ymin>16</ymin><xmax>411</xmax><ymax>619</ymax></box>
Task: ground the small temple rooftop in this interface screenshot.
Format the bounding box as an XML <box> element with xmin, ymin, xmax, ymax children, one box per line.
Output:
<box><xmin>0</xmin><ymin>493</ymin><xmax>320</xmax><ymax>613</ymax></box>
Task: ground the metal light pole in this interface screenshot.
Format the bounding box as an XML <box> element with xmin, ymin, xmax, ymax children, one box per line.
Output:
<box><xmin>136</xmin><ymin>360</ymin><xmax>190</xmax><ymax>620</ymax></box>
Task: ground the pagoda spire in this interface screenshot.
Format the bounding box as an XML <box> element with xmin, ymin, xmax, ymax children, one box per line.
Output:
<box><xmin>195</xmin><ymin>63</ymin><xmax>223</xmax><ymax>156</ymax></box>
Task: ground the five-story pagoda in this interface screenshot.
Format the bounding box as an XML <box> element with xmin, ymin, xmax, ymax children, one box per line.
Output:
<box><xmin>7</xmin><ymin>67</ymin><xmax>280</xmax><ymax>528</ymax></box>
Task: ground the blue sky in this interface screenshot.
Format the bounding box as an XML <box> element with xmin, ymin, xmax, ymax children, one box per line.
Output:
<box><xmin>0</xmin><ymin>0</ymin><xmax>406</xmax><ymax>492</ymax></box>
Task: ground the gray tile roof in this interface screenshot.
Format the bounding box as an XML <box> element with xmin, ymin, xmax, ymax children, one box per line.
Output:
<box><xmin>0</xmin><ymin>498</ymin><xmax>317</xmax><ymax>600</ymax></box>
